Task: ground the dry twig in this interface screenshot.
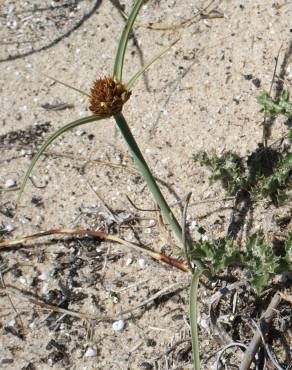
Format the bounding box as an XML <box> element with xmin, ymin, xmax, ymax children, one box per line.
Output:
<box><xmin>0</xmin><ymin>227</ymin><xmax>189</xmax><ymax>272</ymax></box>
<box><xmin>239</xmin><ymin>292</ymin><xmax>282</xmax><ymax>370</ymax></box>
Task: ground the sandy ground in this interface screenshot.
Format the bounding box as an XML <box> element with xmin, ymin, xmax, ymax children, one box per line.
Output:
<box><xmin>0</xmin><ymin>1</ymin><xmax>291</xmax><ymax>369</ymax></box>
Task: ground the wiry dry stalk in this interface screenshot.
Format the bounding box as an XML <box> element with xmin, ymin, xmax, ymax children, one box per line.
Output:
<box><xmin>0</xmin><ymin>227</ymin><xmax>189</xmax><ymax>272</ymax></box>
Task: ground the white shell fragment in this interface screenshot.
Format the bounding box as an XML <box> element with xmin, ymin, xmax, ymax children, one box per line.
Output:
<box><xmin>138</xmin><ymin>258</ymin><xmax>146</xmax><ymax>268</ymax></box>
<box><xmin>39</xmin><ymin>271</ymin><xmax>51</xmax><ymax>281</ymax></box>
<box><xmin>76</xmin><ymin>128</ymin><xmax>85</xmax><ymax>136</ymax></box>
<box><xmin>7</xmin><ymin>319</ymin><xmax>16</xmax><ymax>327</ymax></box>
<box><xmin>191</xmin><ymin>220</ymin><xmax>198</xmax><ymax>229</ymax></box>
<box><xmin>112</xmin><ymin>319</ymin><xmax>125</xmax><ymax>332</ymax></box>
<box><xmin>19</xmin><ymin>276</ymin><xmax>27</xmax><ymax>285</ymax></box>
<box><xmin>6</xmin><ymin>224</ymin><xmax>14</xmax><ymax>232</ymax></box>
<box><xmin>202</xmin><ymin>235</ymin><xmax>209</xmax><ymax>242</ymax></box>
<box><xmin>200</xmin><ymin>318</ymin><xmax>209</xmax><ymax>329</ymax></box>
<box><xmin>84</xmin><ymin>346</ymin><xmax>97</xmax><ymax>357</ymax></box>
<box><xmin>5</xmin><ymin>179</ymin><xmax>16</xmax><ymax>188</ymax></box>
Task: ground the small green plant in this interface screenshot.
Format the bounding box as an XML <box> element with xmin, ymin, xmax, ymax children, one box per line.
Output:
<box><xmin>190</xmin><ymin>232</ymin><xmax>291</xmax><ymax>293</ymax></box>
<box><xmin>194</xmin><ymin>130</ymin><xmax>292</xmax><ymax>205</ymax></box>
<box><xmin>192</xmin><ymin>91</ymin><xmax>291</xmax><ymax>295</ymax></box>
<box><xmin>251</xmin><ymin>152</ymin><xmax>292</xmax><ymax>205</ymax></box>
<box><xmin>258</xmin><ymin>89</ymin><xmax>292</xmax><ymax>118</ymax></box>
<box><xmin>193</xmin><ymin>151</ymin><xmax>246</xmax><ymax>195</ymax></box>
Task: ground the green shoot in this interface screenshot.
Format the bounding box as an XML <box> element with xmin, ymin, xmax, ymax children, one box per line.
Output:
<box><xmin>113</xmin><ymin>0</ymin><xmax>144</xmax><ymax>81</ymax></box>
<box><xmin>42</xmin><ymin>73</ymin><xmax>90</xmax><ymax>97</ymax></box>
<box><xmin>17</xmin><ymin>115</ymin><xmax>104</xmax><ymax>205</ymax></box>
<box><xmin>114</xmin><ymin>113</ymin><xmax>207</xmax><ymax>272</ymax></box>
<box><xmin>189</xmin><ymin>271</ymin><xmax>202</xmax><ymax>370</ymax></box>
<box><xmin>126</xmin><ymin>39</ymin><xmax>179</xmax><ymax>90</ymax></box>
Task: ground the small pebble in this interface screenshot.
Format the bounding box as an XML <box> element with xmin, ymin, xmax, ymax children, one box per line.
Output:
<box><xmin>243</xmin><ymin>74</ymin><xmax>253</xmax><ymax>80</ymax></box>
<box><xmin>126</xmin><ymin>258</ymin><xmax>133</xmax><ymax>265</ymax></box>
<box><xmin>84</xmin><ymin>346</ymin><xmax>97</xmax><ymax>357</ymax></box>
<box><xmin>112</xmin><ymin>319</ymin><xmax>125</xmax><ymax>331</ymax></box>
<box><xmin>138</xmin><ymin>258</ymin><xmax>146</xmax><ymax>268</ymax></box>
<box><xmin>5</xmin><ymin>179</ymin><xmax>16</xmax><ymax>188</ymax></box>
<box><xmin>252</xmin><ymin>78</ymin><xmax>261</xmax><ymax>88</ymax></box>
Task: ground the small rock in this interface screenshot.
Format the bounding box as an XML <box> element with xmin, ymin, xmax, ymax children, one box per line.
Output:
<box><xmin>126</xmin><ymin>258</ymin><xmax>133</xmax><ymax>265</ymax></box>
<box><xmin>146</xmin><ymin>339</ymin><xmax>156</xmax><ymax>347</ymax></box>
<box><xmin>243</xmin><ymin>74</ymin><xmax>253</xmax><ymax>80</ymax></box>
<box><xmin>112</xmin><ymin>319</ymin><xmax>125</xmax><ymax>332</ymax></box>
<box><xmin>252</xmin><ymin>78</ymin><xmax>261</xmax><ymax>88</ymax></box>
<box><xmin>84</xmin><ymin>346</ymin><xmax>97</xmax><ymax>357</ymax></box>
<box><xmin>140</xmin><ymin>362</ymin><xmax>153</xmax><ymax>370</ymax></box>
<box><xmin>1</xmin><ymin>359</ymin><xmax>14</xmax><ymax>365</ymax></box>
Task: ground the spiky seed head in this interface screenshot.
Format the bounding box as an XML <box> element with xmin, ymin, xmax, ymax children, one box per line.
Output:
<box><xmin>89</xmin><ymin>76</ymin><xmax>131</xmax><ymax>116</ymax></box>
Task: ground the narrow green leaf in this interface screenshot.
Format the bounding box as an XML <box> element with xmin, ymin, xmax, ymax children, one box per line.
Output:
<box><xmin>17</xmin><ymin>114</ymin><xmax>103</xmax><ymax>205</ymax></box>
<box><xmin>113</xmin><ymin>0</ymin><xmax>144</xmax><ymax>81</ymax></box>
<box><xmin>126</xmin><ymin>39</ymin><xmax>179</xmax><ymax>90</ymax></box>
<box><xmin>189</xmin><ymin>271</ymin><xmax>203</xmax><ymax>370</ymax></box>
<box><xmin>43</xmin><ymin>74</ymin><xmax>90</xmax><ymax>97</ymax></box>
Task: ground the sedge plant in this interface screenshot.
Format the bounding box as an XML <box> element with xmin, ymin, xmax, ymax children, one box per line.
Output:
<box><xmin>18</xmin><ymin>1</ymin><xmax>206</xmax><ymax>369</ymax></box>
<box><xmin>17</xmin><ymin>0</ymin><xmax>199</xmax><ymax>266</ymax></box>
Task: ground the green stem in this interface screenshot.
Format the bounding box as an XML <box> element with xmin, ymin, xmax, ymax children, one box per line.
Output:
<box><xmin>114</xmin><ymin>112</ymin><xmax>206</xmax><ymax>272</ymax></box>
<box><xmin>190</xmin><ymin>271</ymin><xmax>201</xmax><ymax>370</ymax></box>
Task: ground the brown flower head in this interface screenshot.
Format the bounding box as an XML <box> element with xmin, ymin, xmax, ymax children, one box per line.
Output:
<box><xmin>89</xmin><ymin>76</ymin><xmax>131</xmax><ymax>116</ymax></box>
